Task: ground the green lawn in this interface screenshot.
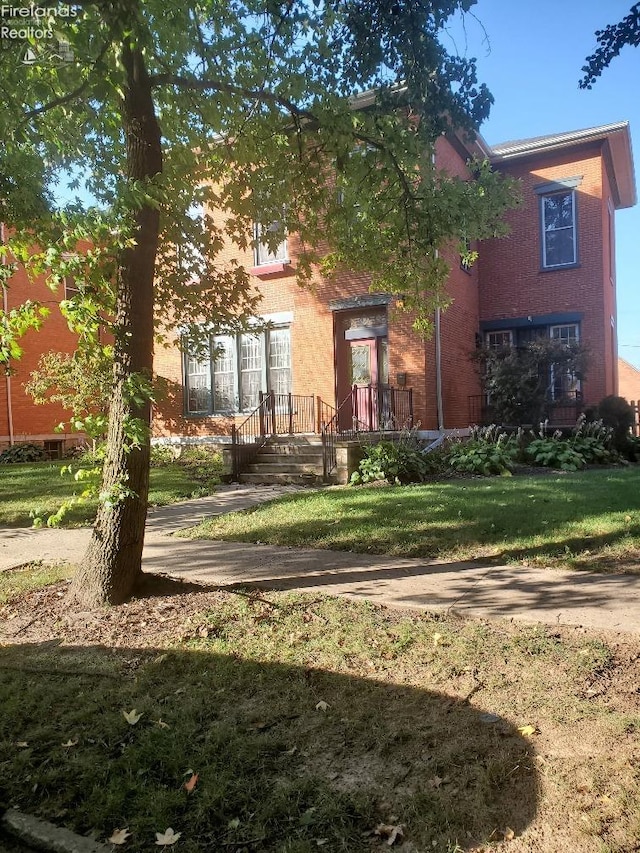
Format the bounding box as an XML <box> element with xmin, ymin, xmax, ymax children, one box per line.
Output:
<box><xmin>2</xmin><ymin>574</ymin><xmax>640</xmax><ymax>852</ymax></box>
<box><xmin>0</xmin><ymin>460</ymin><xmax>219</xmax><ymax>527</ymax></box>
<box><xmin>183</xmin><ymin>467</ymin><xmax>640</xmax><ymax>573</ymax></box>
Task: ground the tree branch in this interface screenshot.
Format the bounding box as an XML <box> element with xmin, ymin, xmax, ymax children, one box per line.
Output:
<box><xmin>149</xmin><ymin>73</ymin><xmax>317</xmax><ymax>123</ymax></box>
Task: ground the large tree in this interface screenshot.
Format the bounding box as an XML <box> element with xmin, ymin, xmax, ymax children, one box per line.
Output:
<box><xmin>0</xmin><ymin>0</ymin><xmax>518</xmax><ymax>606</ymax></box>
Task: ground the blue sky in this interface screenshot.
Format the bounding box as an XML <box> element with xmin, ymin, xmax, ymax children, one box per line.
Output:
<box><xmin>445</xmin><ymin>0</ymin><xmax>640</xmax><ymax>369</ymax></box>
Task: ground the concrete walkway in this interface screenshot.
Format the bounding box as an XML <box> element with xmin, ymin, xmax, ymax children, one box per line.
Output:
<box><xmin>2</xmin><ymin>484</ymin><xmax>640</xmax><ymax>634</ymax></box>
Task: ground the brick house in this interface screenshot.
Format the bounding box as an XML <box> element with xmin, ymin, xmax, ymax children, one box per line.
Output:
<box><xmin>1</xmin><ymin>121</ymin><xmax>636</xmax><ymax>473</ymax></box>
<box><xmin>152</xmin><ymin>121</ymin><xmax>636</xmax><ymax>459</ymax></box>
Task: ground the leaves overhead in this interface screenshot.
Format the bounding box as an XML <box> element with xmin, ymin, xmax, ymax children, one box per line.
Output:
<box><xmin>0</xmin><ymin>0</ymin><xmax>519</xmax><ymax>340</ymax></box>
<box><xmin>580</xmin><ymin>3</ymin><xmax>640</xmax><ymax>88</ymax></box>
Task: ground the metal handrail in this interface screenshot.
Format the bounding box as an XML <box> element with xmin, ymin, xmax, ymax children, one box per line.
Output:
<box><xmin>231</xmin><ymin>392</ymin><xmax>317</xmax><ymax>479</ymax></box>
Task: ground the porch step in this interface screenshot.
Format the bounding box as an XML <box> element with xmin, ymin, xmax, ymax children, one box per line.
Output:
<box><xmin>245</xmin><ymin>461</ymin><xmax>322</xmax><ymax>474</ymax></box>
<box><xmin>238</xmin><ymin>472</ymin><xmax>324</xmax><ymax>486</ymax></box>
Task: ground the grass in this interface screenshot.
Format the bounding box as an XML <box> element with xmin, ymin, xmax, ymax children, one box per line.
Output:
<box><xmin>182</xmin><ymin>467</ymin><xmax>640</xmax><ymax>573</ymax></box>
<box><xmin>2</xmin><ymin>568</ymin><xmax>640</xmax><ymax>852</ymax></box>
<box><xmin>0</xmin><ymin>563</ymin><xmax>72</xmax><ymax>605</ymax></box>
<box><xmin>0</xmin><ymin>456</ymin><xmax>222</xmax><ymax>527</ymax></box>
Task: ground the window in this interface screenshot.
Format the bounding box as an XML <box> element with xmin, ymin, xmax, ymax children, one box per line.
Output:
<box><xmin>550</xmin><ymin>323</ymin><xmax>580</xmax><ymax>400</ymax></box>
<box><xmin>541</xmin><ymin>190</ymin><xmax>577</xmax><ymax>268</ymax></box>
<box><xmin>184</xmin><ymin>326</ymin><xmax>291</xmax><ymax>415</ymax></box>
<box><xmin>254</xmin><ymin>221</ymin><xmax>288</xmax><ymax>266</ymax></box>
<box><xmin>485</xmin><ymin>330</ymin><xmax>513</xmax><ymax>351</ymax></box>
<box><xmin>64</xmin><ymin>276</ymin><xmax>80</xmax><ymax>299</ymax></box>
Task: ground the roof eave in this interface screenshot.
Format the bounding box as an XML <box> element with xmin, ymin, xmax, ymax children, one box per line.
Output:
<box><xmin>490</xmin><ymin>122</ymin><xmax>636</xmax><ymax>209</ymax></box>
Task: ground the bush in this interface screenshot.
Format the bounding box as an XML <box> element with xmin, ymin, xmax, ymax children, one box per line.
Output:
<box><xmin>0</xmin><ymin>443</ymin><xmax>47</xmax><ymax>464</ymax></box>
<box><xmin>150</xmin><ymin>444</ymin><xmax>178</xmax><ymax>467</ymax></box>
<box><xmin>526</xmin><ymin>437</ymin><xmax>585</xmax><ymax>471</ymax></box>
<box><xmin>351</xmin><ymin>439</ymin><xmax>431</xmax><ymax>485</ymax></box>
<box><xmin>569</xmin><ymin>415</ymin><xmax>616</xmax><ymax>464</ymax></box>
<box><xmin>176</xmin><ymin>444</ymin><xmax>223</xmax><ymax>486</ymax></box>
<box><xmin>445</xmin><ymin>428</ymin><xmax>516</xmax><ymax>476</ymax></box>
<box><xmin>596</xmin><ymin>396</ymin><xmax>635</xmax><ymax>456</ymax></box>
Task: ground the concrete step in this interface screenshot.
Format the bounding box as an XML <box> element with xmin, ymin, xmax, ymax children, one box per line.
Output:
<box><xmin>256</xmin><ymin>449</ymin><xmax>324</xmax><ymax>462</ymax></box>
<box><xmin>265</xmin><ymin>436</ymin><xmax>323</xmax><ymax>447</ymax></box>
<box><xmin>246</xmin><ymin>461</ymin><xmax>323</xmax><ymax>474</ymax></box>
<box><xmin>238</xmin><ymin>472</ymin><xmax>325</xmax><ymax>486</ymax></box>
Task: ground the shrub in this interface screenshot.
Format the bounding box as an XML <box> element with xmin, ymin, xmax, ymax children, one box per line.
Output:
<box><xmin>445</xmin><ymin>431</ymin><xmax>516</xmax><ymax>476</ymax></box>
<box><xmin>350</xmin><ymin>439</ymin><xmax>431</xmax><ymax>485</ymax></box>
<box><xmin>526</xmin><ymin>437</ymin><xmax>585</xmax><ymax>471</ymax></box>
<box><xmin>0</xmin><ymin>443</ymin><xmax>47</xmax><ymax>464</ymax></box>
<box><xmin>150</xmin><ymin>444</ymin><xmax>178</xmax><ymax>467</ymax></box>
<box><xmin>569</xmin><ymin>415</ymin><xmax>616</xmax><ymax>464</ymax></box>
<box><xmin>176</xmin><ymin>444</ymin><xmax>223</xmax><ymax>486</ymax></box>
<box><xmin>596</xmin><ymin>396</ymin><xmax>635</xmax><ymax>455</ymax></box>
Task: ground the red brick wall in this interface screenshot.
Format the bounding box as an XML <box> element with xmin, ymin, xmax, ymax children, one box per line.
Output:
<box><xmin>619</xmin><ymin>358</ymin><xmax>640</xmax><ymax>405</ymax></box>
<box><xmin>1</xmin><ymin>262</ymin><xmax>81</xmax><ymax>446</ymax></box>
<box><xmin>478</xmin><ymin>142</ymin><xmax>611</xmax><ymax>408</ymax></box>
<box><xmin>152</xmin><ymin>135</ymin><xmax>482</xmax><ymax>436</ymax></box>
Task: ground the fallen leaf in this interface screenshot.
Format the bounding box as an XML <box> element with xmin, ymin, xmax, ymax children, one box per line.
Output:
<box><xmin>315</xmin><ymin>701</ymin><xmax>330</xmax><ymax>712</ymax></box>
<box><xmin>184</xmin><ymin>773</ymin><xmax>199</xmax><ymax>793</ymax></box>
<box><xmin>123</xmin><ymin>709</ymin><xmax>143</xmax><ymax>725</ymax></box>
<box><xmin>503</xmin><ymin>827</ymin><xmax>515</xmax><ymax>841</ymax></box>
<box><xmin>155</xmin><ymin>719</ymin><xmax>170</xmax><ymax>730</ymax></box>
<box><xmin>432</xmin><ymin>632</ymin><xmax>442</xmax><ymax>647</ymax></box>
<box><xmin>374</xmin><ymin>823</ymin><xmax>405</xmax><ymax>846</ymax></box>
<box><xmin>518</xmin><ymin>724</ymin><xmax>537</xmax><ymax>737</ymax></box>
<box><xmin>155</xmin><ymin>827</ymin><xmax>181</xmax><ymax>846</ymax></box>
<box><xmin>15</xmin><ymin>742</ymin><xmax>28</xmax><ymax>748</ymax></box>
<box><xmin>315</xmin><ymin>839</ymin><xmax>329</xmax><ymax>846</ymax></box>
<box><xmin>108</xmin><ymin>827</ymin><xmax>131</xmax><ymax>845</ymax></box>
<box><xmin>227</xmin><ymin>818</ymin><xmax>240</xmax><ymax>830</ymax></box>
<box><xmin>61</xmin><ymin>739</ymin><xmax>78</xmax><ymax>748</ymax></box>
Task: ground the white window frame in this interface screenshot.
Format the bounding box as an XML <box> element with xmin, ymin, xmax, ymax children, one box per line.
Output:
<box><xmin>254</xmin><ymin>221</ymin><xmax>288</xmax><ymax>267</ymax></box>
<box><xmin>185</xmin><ymin>326</ymin><xmax>291</xmax><ymax>416</ymax></box>
<box><xmin>549</xmin><ymin>323</ymin><xmax>580</xmax><ymax>401</ymax></box>
<box><xmin>541</xmin><ymin>189</ymin><xmax>577</xmax><ymax>269</ymax></box>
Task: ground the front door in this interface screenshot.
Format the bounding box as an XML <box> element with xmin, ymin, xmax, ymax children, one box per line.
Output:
<box><xmin>349</xmin><ymin>340</ymin><xmax>378</xmax><ymax>429</ymax></box>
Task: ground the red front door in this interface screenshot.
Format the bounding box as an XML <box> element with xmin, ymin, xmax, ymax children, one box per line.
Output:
<box><xmin>349</xmin><ymin>340</ymin><xmax>377</xmax><ymax>429</ymax></box>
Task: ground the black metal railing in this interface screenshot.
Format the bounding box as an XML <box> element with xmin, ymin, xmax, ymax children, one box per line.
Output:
<box><xmin>468</xmin><ymin>391</ymin><xmax>583</xmax><ymax>428</ymax></box>
<box><xmin>231</xmin><ymin>392</ymin><xmax>316</xmax><ymax>479</ymax></box>
<box><xmin>352</xmin><ymin>385</ymin><xmax>413</xmax><ymax>432</ymax></box>
<box><xmin>320</xmin><ymin>385</ymin><xmax>414</xmax><ymax>479</ymax></box>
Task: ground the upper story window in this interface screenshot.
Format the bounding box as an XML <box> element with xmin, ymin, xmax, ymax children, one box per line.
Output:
<box><xmin>541</xmin><ymin>190</ymin><xmax>577</xmax><ymax>268</ymax></box>
<box><xmin>254</xmin><ymin>221</ymin><xmax>288</xmax><ymax>267</ymax></box>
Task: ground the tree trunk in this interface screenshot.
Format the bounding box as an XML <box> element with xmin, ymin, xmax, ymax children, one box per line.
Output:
<box><xmin>70</xmin><ymin>39</ymin><xmax>162</xmax><ymax>607</ymax></box>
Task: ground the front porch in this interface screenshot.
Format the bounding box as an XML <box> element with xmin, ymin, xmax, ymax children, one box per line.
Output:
<box><xmin>227</xmin><ymin>385</ymin><xmax>413</xmax><ymax>484</ymax></box>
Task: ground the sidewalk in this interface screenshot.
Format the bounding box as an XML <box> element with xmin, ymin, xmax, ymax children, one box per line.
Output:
<box><xmin>2</xmin><ymin>484</ymin><xmax>640</xmax><ymax>634</ymax></box>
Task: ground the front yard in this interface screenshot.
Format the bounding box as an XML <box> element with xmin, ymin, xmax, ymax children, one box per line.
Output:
<box><xmin>1</xmin><ymin>569</ymin><xmax>640</xmax><ymax>852</ymax></box>
<box><xmin>183</xmin><ymin>467</ymin><xmax>640</xmax><ymax>574</ymax></box>
<box><xmin>0</xmin><ymin>455</ymin><xmax>222</xmax><ymax>527</ymax></box>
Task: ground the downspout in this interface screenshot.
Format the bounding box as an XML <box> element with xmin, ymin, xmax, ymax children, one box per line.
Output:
<box><xmin>0</xmin><ymin>222</ymin><xmax>14</xmax><ymax>446</ymax></box>
<box><xmin>434</xmin><ymin>300</ymin><xmax>444</xmax><ymax>432</ymax></box>
<box><xmin>431</xmin><ymin>149</ymin><xmax>444</xmax><ymax>432</ymax></box>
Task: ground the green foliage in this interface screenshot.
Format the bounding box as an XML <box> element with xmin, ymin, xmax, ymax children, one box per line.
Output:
<box><xmin>596</xmin><ymin>395</ymin><xmax>635</xmax><ymax>453</ymax></box>
<box><xmin>580</xmin><ymin>4</ymin><xmax>640</xmax><ymax>89</ymax></box>
<box><xmin>25</xmin><ymin>350</ymin><xmax>112</xmax><ymax>439</ymax></box>
<box><xmin>525</xmin><ymin>438</ymin><xmax>585</xmax><ymax>471</ymax></box>
<box><xmin>350</xmin><ymin>439</ymin><xmax>431</xmax><ymax>485</ymax></box>
<box><xmin>569</xmin><ymin>415</ymin><xmax>616</xmax><ymax>464</ymax></box>
<box><xmin>445</xmin><ymin>427</ymin><xmax>516</xmax><ymax>476</ymax></box>
<box><xmin>0</xmin><ymin>443</ymin><xmax>47</xmax><ymax>464</ymax></box>
<box><xmin>473</xmin><ymin>338</ymin><xmax>589</xmax><ymax>426</ymax></box>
